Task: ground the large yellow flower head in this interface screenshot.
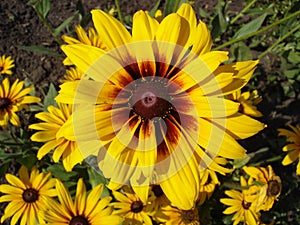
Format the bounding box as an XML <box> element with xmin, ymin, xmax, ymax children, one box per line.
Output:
<box><xmin>0</xmin><ymin>166</ymin><xmax>56</xmax><ymax>225</ymax></box>
<box><xmin>29</xmin><ymin>103</ymin><xmax>84</xmax><ymax>171</ymax></box>
<box><xmin>41</xmin><ymin>178</ymin><xmax>122</xmax><ymax>225</ymax></box>
<box><xmin>0</xmin><ymin>55</ymin><xmax>14</xmax><ymax>75</ymax></box>
<box><xmin>278</xmin><ymin>124</ymin><xmax>300</xmax><ymax>175</ymax></box>
<box><xmin>0</xmin><ymin>78</ymin><xmax>40</xmax><ymax>128</ymax></box>
<box><xmin>56</xmin><ymin>3</ymin><xmax>264</xmax><ymax>209</ymax></box>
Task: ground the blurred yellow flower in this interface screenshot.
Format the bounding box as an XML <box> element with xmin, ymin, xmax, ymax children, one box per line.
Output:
<box><xmin>29</xmin><ymin>103</ymin><xmax>83</xmax><ymax>171</ymax></box>
<box><xmin>228</xmin><ymin>89</ymin><xmax>263</xmax><ymax>117</ymax></box>
<box><xmin>243</xmin><ymin>165</ymin><xmax>281</xmax><ymax>211</ymax></box>
<box><xmin>0</xmin><ymin>78</ymin><xmax>40</xmax><ymax>128</ymax></box>
<box><xmin>0</xmin><ymin>55</ymin><xmax>14</xmax><ymax>75</ymax></box>
<box><xmin>154</xmin><ymin>205</ymin><xmax>199</xmax><ymax>225</ymax></box>
<box><xmin>41</xmin><ymin>178</ymin><xmax>122</xmax><ymax>225</ymax></box>
<box><xmin>60</xmin><ymin>67</ymin><xmax>84</xmax><ymax>83</ymax></box>
<box><xmin>0</xmin><ymin>166</ymin><xmax>56</xmax><ymax>225</ymax></box>
<box><xmin>278</xmin><ymin>124</ymin><xmax>300</xmax><ymax>175</ymax></box>
<box><xmin>56</xmin><ymin>3</ymin><xmax>264</xmax><ymax>209</ymax></box>
<box><xmin>148</xmin><ymin>185</ymin><xmax>170</xmax><ymax>215</ymax></box>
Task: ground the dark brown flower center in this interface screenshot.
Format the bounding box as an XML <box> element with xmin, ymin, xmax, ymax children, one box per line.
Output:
<box><xmin>131</xmin><ymin>200</ymin><xmax>144</xmax><ymax>213</ymax></box>
<box><xmin>152</xmin><ymin>185</ymin><xmax>164</xmax><ymax>197</ymax></box>
<box><xmin>69</xmin><ymin>216</ymin><xmax>89</xmax><ymax>225</ymax></box>
<box><xmin>242</xmin><ymin>201</ymin><xmax>251</xmax><ymax>209</ymax></box>
<box><xmin>0</xmin><ymin>97</ymin><xmax>11</xmax><ymax>110</ymax></box>
<box><xmin>129</xmin><ymin>79</ymin><xmax>172</xmax><ymax>122</ymax></box>
<box><xmin>267</xmin><ymin>180</ymin><xmax>281</xmax><ymax>196</ymax></box>
<box><xmin>182</xmin><ymin>209</ymin><xmax>198</xmax><ymax>223</ymax></box>
<box><xmin>22</xmin><ymin>188</ymin><xmax>39</xmax><ymax>203</ymax></box>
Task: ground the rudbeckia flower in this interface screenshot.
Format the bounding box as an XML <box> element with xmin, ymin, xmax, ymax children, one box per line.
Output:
<box><xmin>243</xmin><ymin>165</ymin><xmax>281</xmax><ymax>211</ymax></box>
<box><xmin>41</xmin><ymin>178</ymin><xmax>122</xmax><ymax>225</ymax></box>
<box><xmin>55</xmin><ymin>3</ymin><xmax>264</xmax><ymax>209</ymax></box>
<box><xmin>220</xmin><ymin>177</ymin><xmax>259</xmax><ymax>225</ymax></box>
<box><xmin>0</xmin><ymin>55</ymin><xmax>14</xmax><ymax>75</ymax></box>
<box><xmin>29</xmin><ymin>103</ymin><xmax>83</xmax><ymax>171</ymax></box>
<box><xmin>0</xmin><ymin>166</ymin><xmax>56</xmax><ymax>225</ymax></box>
<box><xmin>278</xmin><ymin>124</ymin><xmax>300</xmax><ymax>175</ymax></box>
<box><xmin>60</xmin><ymin>67</ymin><xmax>84</xmax><ymax>83</ymax></box>
<box><xmin>111</xmin><ymin>186</ymin><xmax>153</xmax><ymax>225</ymax></box>
<box><xmin>154</xmin><ymin>205</ymin><xmax>199</xmax><ymax>225</ymax></box>
<box><xmin>0</xmin><ymin>78</ymin><xmax>40</xmax><ymax>128</ymax></box>
<box><xmin>148</xmin><ymin>185</ymin><xmax>170</xmax><ymax>215</ymax></box>
<box><xmin>228</xmin><ymin>89</ymin><xmax>263</xmax><ymax>117</ymax></box>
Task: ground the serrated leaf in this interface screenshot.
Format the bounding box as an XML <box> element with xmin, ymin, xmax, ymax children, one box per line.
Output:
<box><xmin>54</xmin><ymin>11</ymin><xmax>79</xmax><ymax>36</ymax></box>
<box><xmin>233</xmin><ymin>13</ymin><xmax>268</xmax><ymax>39</ymax></box>
<box><xmin>149</xmin><ymin>0</ymin><xmax>161</xmax><ymax>18</ymax></box>
<box><xmin>18</xmin><ymin>45</ymin><xmax>61</xmax><ymax>57</ymax></box>
<box><xmin>35</xmin><ymin>0</ymin><xmax>51</xmax><ymax>19</ymax></box>
<box><xmin>43</xmin><ymin>83</ymin><xmax>58</xmax><ymax>111</ymax></box>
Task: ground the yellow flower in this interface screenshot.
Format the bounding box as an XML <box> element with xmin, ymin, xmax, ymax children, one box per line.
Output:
<box><xmin>0</xmin><ymin>78</ymin><xmax>40</xmax><ymax>128</ymax></box>
<box><xmin>278</xmin><ymin>124</ymin><xmax>300</xmax><ymax>175</ymax></box>
<box><xmin>0</xmin><ymin>166</ymin><xmax>56</xmax><ymax>225</ymax></box>
<box><xmin>60</xmin><ymin>67</ymin><xmax>84</xmax><ymax>83</ymax></box>
<box><xmin>56</xmin><ymin>3</ymin><xmax>264</xmax><ymax>209</ymax></box>
<box><xmin>148</xmin><ymin>185</ymin><xmax>170</xmax><ymax>215</ymax></box>
<box><xmin>154</xmin><ymin>205</ymin><xmax>199</xmax><ymax>225</ymax></box>
<box><xmin>220</xmin><ymin>188</ymin><xmax>259</xmax><ymax>225</ymax></box>
<box><xmin>0</xmin><ymin>55</ymin><xmax>14</xmax><ymax>75</ymax></box>
<box><xmin>29</xmin><ymin>103</ymin><xmax>83</xmax><ymax>171</ymax></box>
<box><xmin>228</xmin><ymin>89</ymin><xmax>263</xmax><ymax>117</ymax></box>
<box><xmin>41</xmin><ymin>178</ymin><xmax>122</xmax><ymax>225</ymax></box>
<box><xmin>154</xmin><ymin>9</ymin><xmax>163</xmax><ymax>22</ymax></box>
<box><xmin>111</xmin><ymin>186</ymin><xmax>153</xmax><ymax>225</ymax></box>
<box><xmin>243</xmin><ymin>165</ymin><xmax>281</xmax><ymax>211</ymax></box>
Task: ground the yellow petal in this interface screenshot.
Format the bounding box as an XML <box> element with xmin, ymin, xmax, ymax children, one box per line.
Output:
<box><xmin>132</xmin><ymin>11</ymin><xmax>159</xmax><ymax>41</ymax></box>
<box><xmin>282</xmin><ymin>150</ymin><xmax>299</xmax><ymax>165</ymax></box>
<box><xmin>91</xmin><ymin>10</ymin><xmax>131</xmax><ymax>49</ymax></box>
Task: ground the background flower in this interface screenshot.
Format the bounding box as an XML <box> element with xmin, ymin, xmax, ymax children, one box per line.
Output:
<box><xmin>0</xmin><ymin>55</ymin><xmax>14</xmax><ymax>75</ymax></box>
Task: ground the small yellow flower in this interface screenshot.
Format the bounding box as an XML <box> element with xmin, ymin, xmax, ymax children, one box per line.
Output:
<box><xmin>0</xmin><ymin>55</ymin><xmax>14</xmax><ymax>75</ymax></box>
<box><xmin>29</xmin><ymin>103</ymin><xmax>83</xmax><ymax>171</ymax></box>
<box><xmin>0</xmin><ymin>78</ymin><xmax>40</xmax><ymax>128</ymax></box>
<box><xmin>155</xmin><ymin>205</ymin><xmax>199</xmax><ymax>225</ymax></box>
<box><xmin>220</xmin><ymin>187</ymin><xmax>259</xmax><ymax>225</ymax></box>
<box><xmin>154</xmin><ymin>9</ymin><xmax>163</xmax><ymax>22</ymax></box>
<box><xmin>41</xmin><ymin>178</ymin><xmax>122</xmax><ymax>225</ymax></box>
<box><xmin>148</xmin><ymin>185</ymin><xmax>170</xmax><ymax>215</ymax></box>
<box><xmin>111</xmin><ymin>186</ymin><xmax>153</xmax><ymax>225</ymax></box>
<box><xmin>198</xmin><ymin>168</ymin><xmax>220</xmax><ymax>205</ymax></box>
<box><xmin>60</xmin><ymin>67</ymin><xmax>84</xmax><ymax>83</ymax></box>
<box><xmin>278</xmin><ymin>124</ymin><xmax>300</xmax><ymax>175</ymax></box>
<box><xmin>243</xmin><ymin>165</ymin><xmax>281</xmax><ymax>211</ymax></box>
<box><xmin>228</xmin><ymin>89</ymin><xmax>263</xmax><ymax>117</ymax></box>
<box><xmin>0</xmin><ymin>166</ymin><xmax>56</xmax><ymax>225</ymax></box>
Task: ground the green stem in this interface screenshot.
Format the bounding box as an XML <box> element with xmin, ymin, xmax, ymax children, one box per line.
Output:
<box><xmin>230</xmin><ymin>0</ymin><xmax>257</xmax><ymax>24</ymax></box>
<box><xmin>33</xmin><ymin>7</ymin><xmax>63</xmax><ymax>45</ymax></box>
<box><xmin>115</xmin><ymin>0</ymin><xmax>124</xmax><ymax>24</ymax></box>
<box><xmin>214</xmin><ymin>10</ymin><xmax>300</xmax><ymax>50</ymax></box>
<box><xmin>250</xmin><ymin>155</ymin><xmax>282</xmax><ymax>167</ymax></box>
<box><xmin>258</xmin><ymin>23</ymin><xmax>300</xmax><ymax>59</ymax></box>
<box><xmin>173</xmin><ymin>0</ymin><xmax>181</xmax><ymax>13</ymax></box>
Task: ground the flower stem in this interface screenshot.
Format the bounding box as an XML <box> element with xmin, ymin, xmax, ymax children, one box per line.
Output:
<box><xmin>214</xmin><ymin>10</ymin><xmax>300</xmax><ymax>50</ymax></box>
<box><xmin>230</xmin><ymin>0</ymin><xmax>257</xmax><ymax>25</ymax></box>
<box><xmin>115</xmin><ymin>0</ymin><xmax>124</xmax><ymax>24</ymax></box>
<box><xmin>33</xmin><ymin>7</ymin><xmax>63</xmax><ymax>46</ymax></box>
<box><xmin>250</xmin><ymin>155</ymin><xmax>283</xmax><ymax>166</ymax></box>
<box><xmin>258</xmin><ymin>23</ymin><xmax>300</xmax><ymax>59</ymax></box>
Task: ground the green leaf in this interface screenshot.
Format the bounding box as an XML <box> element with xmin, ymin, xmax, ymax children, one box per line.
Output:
<box><xmin>232</xmin><ymin>13</ymin><xmax>268</xmax><ymax>39</ymax></box>
<box><xmin>35</xmin><ymin>0</ymin><xmax>51</xmax><ymax>19</ymax></box>
<box><xmin>149</xmin><ymin>0</ymin><xmax>161</xmax><ymax>18</ymax></box>
<box><xmin>16</xmin><ymin>154</ymin><xmax>38</xmax><ymax>169</ymax></box>
<box><xmin>87</xmin><ymin>167</ymin><xmax>110</xmax><ymax>198</ymax></box>
<box><xmin>0</xmin><ymin>161</ymin><xmax>10</xmax><ymax>178</ymax></box>
<box><xmin>0</xmin><ymin>152</ymin><xmax>23</xmax><ymax>160</ymax></box>
<box><xmin>163</xmin><ymin>0</ymin><xmax>189</xmax><ymax>16</ymax></box>
<box><xmin>211</xmin><ymin>1</ymin><xmax>227</xmax><ymax>39</ymax></box>
<box><xmin>18</xmin><ymin>45</ymin><xmax>61</xmax><ymax>57</ymax></box>
<box><xmin>43</xmin><ymin>83</ymin><xmax>58</xmax><ymax>111</ymax></box>
<box><xmin>233</xmin><ymin>155</ymin><xmax>251</xmax><ymax>168</ymax></box>
<box><xmin>230</xmin><ymin>42</ymin><xmax>252</xmax><ymax>61</ymax></box>
<box><xmin>47</xmin><ymin>164</ymin><xmax>78</xmax><ymax>181</ymax></box>
<box><xmin>54</xmin><ymin>11</ymin><xmax>79</xmax><ymax>36</ymax></box>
